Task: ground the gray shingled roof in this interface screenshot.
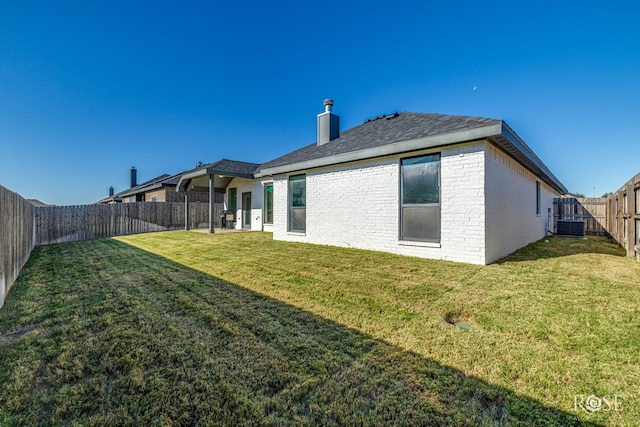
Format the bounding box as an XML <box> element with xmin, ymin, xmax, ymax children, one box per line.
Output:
<box><xmin>256</xmin><ymin>111</ymin><xmax>566</xmax><ymax>193</ymax></box>
<box><xmin>206</xmin><ymin>159</ymin><xmax>261</xmax><ymax>176</ymax></box>
<box><xmin>101</xmin><ymin>110</ymin><xmax>567</xmax><ymax>202</ymax></box>
<box><xmin>259</xmin><ymin>112</ymin><xmax>500</xmax><ymax>170</ymax></box>
<box><xmin>175</xmin><ymin>159</ymin><xmax>264</xmax><ymax>192</ymax></box>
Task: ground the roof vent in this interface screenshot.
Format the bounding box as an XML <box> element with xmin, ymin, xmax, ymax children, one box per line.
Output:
<box><xmin>365</xmin><ymin>112</ymin><xmax>399</xmax><ymax>123</ymax></box>
<box><xmin>317</xmin><ymin>99</ymin><xmax>340</xmax><ymax>146</ymax></box>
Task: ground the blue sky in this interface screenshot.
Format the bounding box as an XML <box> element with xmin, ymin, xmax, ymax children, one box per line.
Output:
<box><xmin>1</xmin><ymin>1</ymin><xmax>638</xmax><ymax>205</ymax></box>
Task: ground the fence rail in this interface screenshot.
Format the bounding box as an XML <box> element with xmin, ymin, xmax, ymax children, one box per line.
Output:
<box><xmin>35</xmin><ymin>202</ymin><xmax>223</xmax><ymax>246</ymax></box>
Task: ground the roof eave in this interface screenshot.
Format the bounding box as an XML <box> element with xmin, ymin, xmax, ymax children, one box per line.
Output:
<box><xmin>206</xmin><ymin>168</ymin><xmax>254</xmax><ymax>179</ymax></box>
<box><xmin>489</xmin><ymin>123</ymin><xmax>568</xmax><ymax>194</ymax></box>
<box><xmin>255</xmin><ymin>123</ymin><xmax>503</xmax><ymax>177</ymax></box>
<box><xmin>255</xmin><ymin>121</ymin><xmax>567</xmax><ymax>194</ymax></box>
<box><xmin>176</xmin><ymin>169</ymin><xmax>207</xmax><ymax>192</ymax></box>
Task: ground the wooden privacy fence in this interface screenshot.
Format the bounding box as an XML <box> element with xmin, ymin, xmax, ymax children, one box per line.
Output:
<box><xmin>36</xmin><ymin>202</ymin><xmax>223</xmax><ymax>246</ymax></box>
<box><xmin>553</xmin><ymin>197</ymin><xmax>607</xmax><ymax>236</ymax></box>
<box><xmin>1</xmin><ymin>188</ymin><xmax>224</xmax><ymax>309</ymax></box>
<box><xmin>605</xmin><ymin>172</ymin><xmax>640</xmax><ymax>261</ymax></box>
<box><xmin>0</xmin><ymin>185</ymin><xmax>36</xmax><ymax>310</ymax></box>
<box><xmin>554</xmin><ymin>171</ymin><xmax>640</xmax><ymax>262</ymax></box>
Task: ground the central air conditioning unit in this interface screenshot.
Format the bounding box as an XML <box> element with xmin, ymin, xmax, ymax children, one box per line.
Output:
<box><xmin>556</xmin><ymin>220</ymin><xmax>585</xmax><ymax>237</ymax></box>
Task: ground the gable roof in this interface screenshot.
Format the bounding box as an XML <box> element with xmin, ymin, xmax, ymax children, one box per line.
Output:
<box><xmin>255</xmin><ymin>112</ymin><xmax>567</xmax><ymax>194</ymax></box>
<box><xmin>175</xmin><ymin>159</ymin><xmax>262</xmax><ymax>192</ymax></box>
<box><xmin>206</xmin><ymin>159</ymin><xmax>261</xmax><ymax>177</ymax></box>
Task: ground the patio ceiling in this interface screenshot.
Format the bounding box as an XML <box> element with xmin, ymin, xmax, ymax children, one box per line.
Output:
<box><xmin>179</xmin><ymin>173</ymin><xmax>234</xmax><ymax>193</ymax></box>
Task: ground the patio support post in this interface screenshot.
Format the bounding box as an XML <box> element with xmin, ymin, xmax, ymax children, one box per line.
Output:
<box><xmin>184</xmin><ymin>191</ymin><xmax>189</xmax><ymax>231</ymax></box>
<box><xmin>208</xmin><ymin>174</ymin><xmax>215</xmax><ymax>233</ymax></box>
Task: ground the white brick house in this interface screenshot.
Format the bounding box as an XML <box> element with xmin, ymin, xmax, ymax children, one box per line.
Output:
<box><xmin>178</xmin><ymin>100</ymin><xmax>566</xmax><ymax>265</ymax></box>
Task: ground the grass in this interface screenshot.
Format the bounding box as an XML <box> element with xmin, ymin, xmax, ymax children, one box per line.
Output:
<box><xmin>0</xmin><ymin>232</ymin><xmax>638</xmax><ymax>425</ymax></box>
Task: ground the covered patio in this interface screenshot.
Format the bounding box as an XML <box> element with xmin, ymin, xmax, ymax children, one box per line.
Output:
<box><xmin>176</xmin><ymin>159</ymin><xmax>260</xmax><ymax>233</ymax></box>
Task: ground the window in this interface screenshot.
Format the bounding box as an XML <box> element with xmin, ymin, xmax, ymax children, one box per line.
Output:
<box><xmin>400</xmin><ymin>154</ymin><xmax>440</xmax><ymax>242</ymax></box>
<box><xmin>228</xmin><ymin>188</ymin><xmax>237</xmax><ymax>221</ymax></box>
<box><xmin>129</xmin><ymin>196</ymin><xmax>135</xmax><ymax>203</ymax></box>
<box><xmin>264</xmin><ymin>183</ymin><xmax>273</xmax><ymax>224</ymax></box>
<box><xmin>288</xmin><ymin>175</ymin><xmax>306</xmax><ymax>232</ymax></box>
<box><xmin>152</xmin><ymin>197</ymin><xmax>157</xmax><ymax>202</ymax></box>
<box><xmin>536</xmin><ymin>181</ymin><xmax>541</xmax><ymax>215</ymax></box>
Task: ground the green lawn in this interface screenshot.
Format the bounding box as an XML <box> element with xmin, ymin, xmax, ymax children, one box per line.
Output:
<box><xmin>1</xmin><ymin>232</ymin><xmax>638</xmax><ymax>425</ymax></box>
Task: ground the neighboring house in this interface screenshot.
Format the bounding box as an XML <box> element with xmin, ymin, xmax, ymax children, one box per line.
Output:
<box><xmin>27</xmin><ymin>199</ymin><xmax>52</xmax><ymax>207</ymax></box>
<box><xmin>98</xmin><ymin>165</ymin><xmax>218</xmax><ymax>204</ymax></box>
<box><xmin>180</xmin><ymin>100</ymin><xmax>567</xmax><ymax>265</ymax></box>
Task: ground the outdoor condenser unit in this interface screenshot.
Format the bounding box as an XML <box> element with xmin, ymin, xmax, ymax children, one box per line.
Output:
<box><xmin>556</xmin><ymin>220</ymin><xmax>585</xmax><ymax>237</ymax></box>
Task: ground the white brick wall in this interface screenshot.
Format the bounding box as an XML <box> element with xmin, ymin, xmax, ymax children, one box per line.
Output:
<box><xmin>271</xmin><ymin>142</ymin><xmax>487</xmax><ymax>265</ymax></box>
<box><xmin>272</xmin><ymin>177</ymin><xmax>288</xmax><ymax>236</ymax></box>
<box><xmin>484</xmin><ymin>143</ymin><xmax>560</xmax><ymax>263</ymax></box>
<box><xmin>268</xmin><ymin>141</ymin><xmax>562</xmax><ymax>265</ymax></box>
<box><xmin>439</xmin><ymin>143</ymin><xmax>486</xmax><ymax>264</ymax></box>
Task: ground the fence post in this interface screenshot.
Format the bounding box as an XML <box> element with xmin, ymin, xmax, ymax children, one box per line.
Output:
<box><xmin>184</xmin><ymin>192</ymin><xmax>189</xmax><ymax>231</ymax></box>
